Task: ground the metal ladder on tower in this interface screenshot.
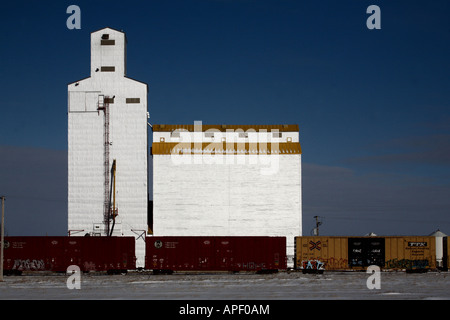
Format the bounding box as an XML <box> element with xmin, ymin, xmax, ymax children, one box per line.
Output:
<box><xmin>97</xmin><ymin>95</ymin><xmax>111</xmax><ymax>235</ymax></box>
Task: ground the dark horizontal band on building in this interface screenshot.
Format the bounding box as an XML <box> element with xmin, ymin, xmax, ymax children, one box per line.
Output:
<box><xmin>152</xmin><ymin>142</ymin><xmax>302</xmax><ymax>155</ymax></box>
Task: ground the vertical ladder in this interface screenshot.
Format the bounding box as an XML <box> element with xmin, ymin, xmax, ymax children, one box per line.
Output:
<box><xmin>98</xmin><ymin>95</ymin><xmax>111</xmax><ymax>235</ymax></box>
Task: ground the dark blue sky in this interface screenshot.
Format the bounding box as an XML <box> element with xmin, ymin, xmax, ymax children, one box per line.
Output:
<box><xmin>1</xmin><ymin>0</ymin><xmax>449</xmax><ymax>236</ymax></box>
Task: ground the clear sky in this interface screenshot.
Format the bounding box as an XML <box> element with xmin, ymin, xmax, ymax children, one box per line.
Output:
<box><xmin>0</xmin><ymin>0</ymin><xmax>449</xmax><ymax>236</ymax></box>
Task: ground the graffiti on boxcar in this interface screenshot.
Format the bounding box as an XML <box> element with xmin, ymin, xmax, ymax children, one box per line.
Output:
<box><xmin>12</xmin><ymin>259</ymin><xmax>45</xmax><ymax>271</ymax></box>
<box><xmin>302</xmin><ymin>260</ymin><xmax>325</xmax><ymax>270</ymax></box>
<box><xmin>299</xmin><ymin>257</ymin><xmax>348</xmax><ymax>270</ymax></box>
<box><xmin>385</xmin><ymin>259</ymin><xmax>429</xmax><ymax>269</ymax></box>
<box><xmin>323</xmin><ymin>257</ymin><xmax>348</xmax><ymax>270</ymax></box>
<box><xmin>239</xmin><ymin>262</ymin><xmax>259</xmax><ymax>269</ymax></box>
<box><xmin>83</xmin><ymin>261</ymin><xmax>97</xmax><ymax>271</ymax></box>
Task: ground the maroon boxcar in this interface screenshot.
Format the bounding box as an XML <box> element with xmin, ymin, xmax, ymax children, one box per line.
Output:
<box><xmin>2</xmin><ymin>236</ymin><xmax>136</xmax><ymax>274</ymax></box>
<box><xmin>145</xmin><ymin>236</ymin><xmax>287</xmax><ymax>273</ymax></box>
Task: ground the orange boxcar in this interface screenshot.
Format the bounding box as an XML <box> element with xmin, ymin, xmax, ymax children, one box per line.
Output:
<box><xmin>295</xmin><ymin>236</ymin><xmax>437</xmax><ymax>271</ymax></box>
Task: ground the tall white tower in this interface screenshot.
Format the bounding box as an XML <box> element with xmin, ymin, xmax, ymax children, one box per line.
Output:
<box><xmin>67</xmin><ymin>27</ymin><xmax>149</xmax><ymax>267</ymax></box>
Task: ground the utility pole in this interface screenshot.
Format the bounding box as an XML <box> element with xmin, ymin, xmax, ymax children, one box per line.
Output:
<box><xmin>0</xmin><ymin>196</ymin><xmax>5</xmax><ymax>282</ymax></box>
<box><xmin>313</xmin><ymin>216</ymin><xmax>322</xmax><ymax>236</ymax></box>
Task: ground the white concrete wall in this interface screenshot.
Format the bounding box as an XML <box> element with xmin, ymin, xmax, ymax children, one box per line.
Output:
<box><xmin>68</xmin><ymin>28</ymin><xmax>148</xmax><ymax>267</ymax></box>
<box><xmin>152</xmin><ymin>153</ymin><xmax>302</xmax><ymax>267</ymax></box>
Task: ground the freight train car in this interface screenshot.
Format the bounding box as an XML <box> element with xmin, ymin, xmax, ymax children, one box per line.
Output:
<box><xmin>295</xmin><ymin>237</ymin><xmax>348</xmax><ymax>272</ymax></box>
<box><xmin>295</xmin><ymin>236</ymin><xmax>437</xmax><ymax>272</ymax></box>
<box><xmin>2</xmin><ymin>236</ymin><xmax>136</xmax><ymax>275</ymax></box>
<box><xmin>384</xmin><ymin>237</ymin><xmax>436</xmax><ymax>271</ymax></box>
<box><xmin>145</xmin><ymin>236</ymin><xmax>287</xmax><ymax>273</ymax></box>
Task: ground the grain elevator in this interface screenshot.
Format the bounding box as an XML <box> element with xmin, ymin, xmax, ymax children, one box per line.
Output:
<box><xmin>151</xmin><ymin>123</ymin><xmax>302</xmax><ymax>266</ymax></box>
<box><xmin>67</xmin><ymin>27</ymin><xmax>148</xmax><ymax>267</ymax></box>
<box><xmin>68</xmin><ymin>28</ymin><xmax>302</xmax><ymax>269</ymax></box>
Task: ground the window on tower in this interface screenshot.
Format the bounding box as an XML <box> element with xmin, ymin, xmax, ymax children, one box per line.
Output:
<box><xmin>126</xmin><ymin>98</ymin><xmax>140</xmax><ymax>103</ymax></box>
<box><xmin>101</xmin><ymin>34</ymin><xmax>115</xmax><ymax>46</ymax></box>
<box><xmin>104</xmin><ymin>97</ymin><xmax>115</xmax><ymax>104</ymax></box>
<box><xmin>101</xmin><ymin>66</ymin><xmax>115</xmax><ymax>72</ymax></box>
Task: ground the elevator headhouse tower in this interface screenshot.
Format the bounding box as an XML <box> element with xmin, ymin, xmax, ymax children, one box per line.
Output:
<box><xmin>67</xmin><ymin>27</ymin><xmax>149</xmax><ymax>267</ymax></box>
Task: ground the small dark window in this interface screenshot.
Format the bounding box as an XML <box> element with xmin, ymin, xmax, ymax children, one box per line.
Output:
<box><xmin>101</xmin><ymin>39</ymin><xmax>115</xmax><ymax>45</ymax></box>
<box><xmin>101</xmin><ymin>66</ymin><xmax>115</xmax><ymax>72</ymax></box>
<box><xmin>126</xmin><ymin>98</ymin><xmax>140</xmax><ymax>104</ymax></box>
<box><xmin>104</xmin><ymin>97</ymin><xmax>115</xmax><ymax>104</ymax></box>
<box><xmin>101</xmin><ymin>34</ymin><xmax>109</xmax><ymax>40</ymax></box>
<box><xmin>272</xmin><ymin>132</ymin><xmax>282</xmax><ymax>138</ymax></box>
